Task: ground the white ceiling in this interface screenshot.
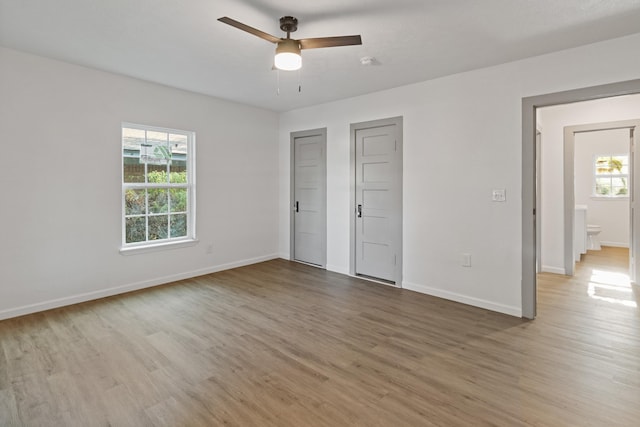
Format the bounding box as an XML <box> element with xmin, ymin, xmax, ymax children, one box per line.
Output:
<box><xmin>2</xmin><ymin>0</ymin><xmax>640</xmax><ymax>112</ymax></box>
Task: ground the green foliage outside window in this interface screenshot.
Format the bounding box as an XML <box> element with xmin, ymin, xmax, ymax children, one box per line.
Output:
<box><xmin>594</xmin><ymin>155</ymin><xmax>628</xmax><ymax>197</ymax></box>
<box><xmin>125</xmin><ymin>170</ymin><xmax>188</xmax><ymax>243</ymax></box>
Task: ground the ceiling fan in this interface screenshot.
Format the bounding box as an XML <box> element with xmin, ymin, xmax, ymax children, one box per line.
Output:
<box><xmin>218</xmin><ymin>16</ymin><xmax>362</xmax><ymax>71</ymax></box>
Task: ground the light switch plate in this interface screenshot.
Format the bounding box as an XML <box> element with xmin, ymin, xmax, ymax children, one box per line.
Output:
<box><xmin>492</xmin><ymin>188</ymin><xmax>506</xmax><ymax>202</ymax></box>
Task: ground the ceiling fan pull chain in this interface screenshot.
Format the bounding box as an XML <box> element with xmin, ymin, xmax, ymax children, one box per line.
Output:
<box><xmin>298</xmin><ymin>69</ymin><xmax>302</xmax><ymax>93</ymax></box>
<box><xmin>276</xmin><ymin>69</ymin><xmax>280</xmax><ymax>96</ymax></box>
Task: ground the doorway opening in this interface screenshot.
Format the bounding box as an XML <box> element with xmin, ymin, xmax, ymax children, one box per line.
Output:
<box><xmin>561</xmin><ymin>121</ymin><xmax>639</xmax><ymax>277</ymax></box>
<box><xmin>522</xmin><ymin>79</ymin><xmax>640</xmax><ymax>319</ymax></box>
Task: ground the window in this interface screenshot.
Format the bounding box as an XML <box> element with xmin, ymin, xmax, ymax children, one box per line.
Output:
<box><xmin>594</xmin><ymin>154</ymin><xmax>629</xmax><ymax>197</ymax></box>
<box><xmin>122</xmin><ymin>123</ymin><xmax>195</xmax><ymax>250</ymax></box>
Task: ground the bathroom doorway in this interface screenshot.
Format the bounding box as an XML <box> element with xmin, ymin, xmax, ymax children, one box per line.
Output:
<box><xmin>562</xmin><ymin>121</ymin><xmax>639</xmax><ymax>277</ymax></box>
<box><xmin>522</xmin><ymin>80</ymin><xmax>640</xmax><ymax>319</ymax></box>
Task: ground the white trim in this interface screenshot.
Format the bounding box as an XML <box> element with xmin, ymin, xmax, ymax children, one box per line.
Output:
<box><xmin>402</xmin><ymin>281</ymin><xmax>522</xmax><ymax>317</ymax></box>
<box><xmin>589</xmin><ymin>196</ymin><xmax>629</xmax><ymax>201</ymax></box>
<box><xmin>123</xmin><ymin>183</ymin><xmax>188</xmax><ymax>189</ymax></box>
<box><xmin>600</xmin><ymin>241</ymin><xmax>629</xmax><ymax>248</ymax></box>
<box><xmin>120</xmin><ymin>238</ymin><xmax>198</xmax><ymax>255</ymax></box>
<box><xmin>0</xmin><ymin>254</ymin><xmax>279</xmax><ymax>321</ymax></box>
<box><xmin>541</xmin><ymin>265</ymin><xmax>567</xmax><ymax>275</ymax></box>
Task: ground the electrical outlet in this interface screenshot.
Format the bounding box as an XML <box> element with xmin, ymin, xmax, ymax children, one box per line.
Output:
<box><xmin>206</xmin><ymin>244</ymin><xmax>213</xmax><ymax>254</ymax></box>
<box><xmin>462</xmin><ymin>253</ymin><xmax>472</xmax><ymax>267</ymax></box>
<box><xmin>492</xmin><ymin>188</ymin><xmax>506</xmax><ymax>202</ymax></box>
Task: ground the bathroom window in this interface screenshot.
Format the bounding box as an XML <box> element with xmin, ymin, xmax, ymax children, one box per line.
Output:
<box><xmin>593</xmin><ymin>154</ymin><xmax>629</xmax><ymax>197</ymax></box>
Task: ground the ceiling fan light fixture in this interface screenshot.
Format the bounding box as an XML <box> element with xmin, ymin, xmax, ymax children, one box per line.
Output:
<box><xmin>274</xmin><ymin>39</ymin><xmax>302</xmax><ymax>71</ymax></box>
<box><xmin>218</xmin><ymin>16</ymin><xmax>362</xmax><ymax>72</ymax></box>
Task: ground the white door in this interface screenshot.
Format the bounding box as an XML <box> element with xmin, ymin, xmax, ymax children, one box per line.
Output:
<box><xmin>291</xmin><ymin>129</ymin><xmax>326</xmax><ymax>267</ymax></box>
<box><xmin>353</xmin><ymin>118</ymin><xmax>402</xmax><ymax>283</ymax></box>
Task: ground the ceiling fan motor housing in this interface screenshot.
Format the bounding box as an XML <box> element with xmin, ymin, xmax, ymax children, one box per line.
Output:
<box><xmin>276</xmin><ymin>38</ymin><xmax>301</xmax><ymax>55</ymax></box>
<box><xmin>279</xmin><ymin>16</ymin><xmax>298</xmax><ymax>35</ymax></box>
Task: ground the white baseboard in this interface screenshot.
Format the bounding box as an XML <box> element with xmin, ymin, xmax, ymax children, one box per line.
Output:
<box><xmin>402</xmin><ymin>281</ymin><xmax>522</xmax><ymax>318</ymax></box>
<box><xmin>541</xmin><ymin>265</ymin><xmax>566</xmax><ymax>275</ymax></box>
<box><xmin>600</xmin><ymin>241</ymin><xmax>629</xmax><ymax>248</ymax></box>
<box><xmin>0</xmin><ymin>253</ymin><xmax>280</xmax><ymax>321</ymax></box>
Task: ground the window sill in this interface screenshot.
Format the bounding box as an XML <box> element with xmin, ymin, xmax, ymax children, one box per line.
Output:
<box><xmin>590</xmin><ymin>196</ymin><xmax>629</xmax><ymax>201</ymax></box>
<box><xmin>120</xmin><ymin>239</ymin><xmax>198</xmax><ymax>256</ymax></box>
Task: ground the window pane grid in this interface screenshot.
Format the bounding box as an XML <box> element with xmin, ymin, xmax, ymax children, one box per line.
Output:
<box><xmin>123</xmin><ymin>183</ymin><xmax>188</xmax><ymax>189</ymax></box>
<box><xmin>124</xmin><ymin>212</ymin><xmax>187</xmax><ymax>218</ymax></box>
<box><xmin>593</xmin><ymin>154</ymin><xmax>629</xmax><ymax>197</ymax></box>
<box><xmin>122</xmin><ymin>124</ymin><xmax>193</xmax><ymax>246</ymax></box>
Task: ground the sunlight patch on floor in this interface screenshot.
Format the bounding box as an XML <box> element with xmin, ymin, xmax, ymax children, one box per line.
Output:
<box><xmin>588</xmin><ymin>269</ymin><xmax>637</xmax><ymax>308</ymax></box>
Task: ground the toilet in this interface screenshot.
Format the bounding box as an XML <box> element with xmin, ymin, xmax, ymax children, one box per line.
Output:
<box><xmin>587</xmin><ymin>225</ymin><xmax>602</xmax><ymax>251</ymax></box>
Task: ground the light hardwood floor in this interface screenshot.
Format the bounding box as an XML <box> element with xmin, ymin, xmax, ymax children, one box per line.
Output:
<box><xmin>1</xmin><ymin>248</ymin><xmax>639</xmax><ymax>426</ymax></box>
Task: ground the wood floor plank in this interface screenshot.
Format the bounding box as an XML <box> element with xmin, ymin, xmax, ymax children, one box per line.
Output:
<box><xmin>0</xmin><ymin>388</ymin><xmax>21</xmax><ymax>426</ymax></box>
<box><xmin>0</xmin><ymin>338</ymin><xmax>9</xmax><ymax>391</ymax></box>
<box><xmin>0</xmin><ymin>246</ymin><xmax>639</xmax><ymax>425</ymax></box>
<box><xmin>45</xmin><ymin>371</ymin><xmax>108</xmax><ymax>427</ymax></box>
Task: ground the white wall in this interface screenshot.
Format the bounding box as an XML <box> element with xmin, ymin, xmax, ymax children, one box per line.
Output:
<box><xmin>538</xmin><ymin>95</ymin><xmax>640</xmax><ymax>273</ymax></box>
<box><xmin>4</xmin><ymin>32</ymin><xmax>640</xmax><ymax>321</ymax></box>
<box><xmin>0</xmin><ymin>47</ymin><xmax>279</xmax><ymax>320</ymax></box>
<box><xmin>575</xmin><ymin>129</ymin><xmax>630</xmax><ymax>247</ymax></box>
<box><xmin>279</xmin><ymin>33</ymin><xmax>640</xmax><ymax>317</ymax></box>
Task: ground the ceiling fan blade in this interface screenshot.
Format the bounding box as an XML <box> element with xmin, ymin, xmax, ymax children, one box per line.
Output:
<box><xmin>218</xmin><ymin>17</ymin><xmax>281</xmax><ymax>44</ymax></box>
<box><xmin>299</xmin><ymin>35</ymin><xmax>362</xmax><ymax>49</ymax></box>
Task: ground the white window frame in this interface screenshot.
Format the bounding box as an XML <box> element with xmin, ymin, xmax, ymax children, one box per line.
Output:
<box><xmin>592</xmin><ymin>153</ymin><xmax>629</xmax><ymax>199</ymax></box>
<box><xmin>120</xmin><ymin>122</ymin><xmax>196</xmax><ymax>255</ymax></box>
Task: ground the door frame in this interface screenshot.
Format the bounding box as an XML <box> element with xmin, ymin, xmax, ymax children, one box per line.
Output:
<box><xmin>522</xmin><ymin>79</ymin><xmax>640</xmax><ymax>319</ymax></box>
<box><xmin>349</xmin><ymin>116</ymin><xmax>403</xmax><ymax>285</ymax></box>
<box><xmin>536</xmin><ymin>128</ymin><xmax>542</xmax><ymax>273</ymax></box>
<box><xmin>290</xmin><ymin>128</ymin><xmax>327</xmax><ymax>268</ymax></box>
<box><xmin>563</xmin><ymin>120</ymin><xmax>640</xmax><ymax>277</ymax></box>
